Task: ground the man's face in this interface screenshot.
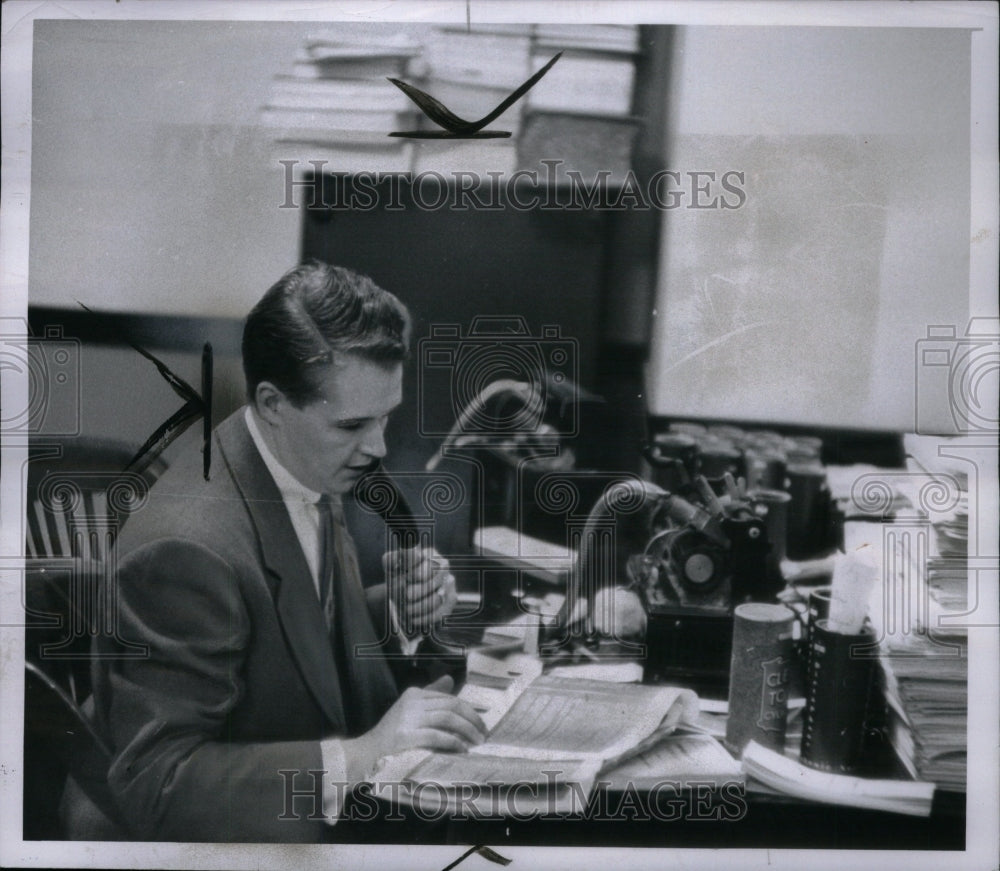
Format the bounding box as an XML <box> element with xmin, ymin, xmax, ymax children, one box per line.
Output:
<box><xmin>267</xmin><ymin>354</ymin><xmax>403</xmax><ymax>496</ymax></box>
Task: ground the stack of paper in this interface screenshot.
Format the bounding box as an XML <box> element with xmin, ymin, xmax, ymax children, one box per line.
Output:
<box><xmin>518</xmin><ymin>24</ymin><xmax>641</xmax><ymax>183</ymax></box>
<box><xmin>527</xmin><ymin>24</ymin><xmax>640</xmax><ymax>116</ymax></box>
<box><xmin>423</xmin><ymin>25</ymin><xmax>533</xmax><ymax>97</ymax></box>
<box><xmin>931</xmin><ymin>494</ymin><xmax>969</xmax><ymax>558</ymax></box>
<box><xmin>601</xmin><ymin>733</ymin><xmax>742</xmax><ymax>791</ymax></box>
<box><xmin>526</xmin><ymin>52</ymin><xmax>637</xmax><ymax>117</ymax></box>
<box><xmin>534</xmin><ymin>24</ymin><xmax>641</xmax><ymax>55</ymax></box>
<box><xmin>262</xmin><ymin>34</ymin><xmax>420</xmax><ymax>173</ymax></box>
<box><xmin>742</xmin><ymin>741</ymin><xmax>935</xmax><ymax>817</ymax></box>
<box><xmin>846</xmin><ymin>446</ymin><xmax>971</xmax><ymax>794</ymax></box>
<box><xmin>409</xmin><ymin>25</ymin><xmax>534</xmax><ymax>175</ymax></box>
<box><xmin>527</xmin><ymin>24</ymin><xmax>639</xmax><ymax>118</ymax></box>
<box><xmin>879</xmin><ymin>631</ymin><xmax>967</xmax><ymax>792</ymax></box>
<box><xmin>826</xmin><ymin>463</ymin><xmax>912</xmax><ymax>520</ymax></box>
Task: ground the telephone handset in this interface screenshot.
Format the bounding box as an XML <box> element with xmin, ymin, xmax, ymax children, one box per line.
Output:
<box><xmin>353</xmin><ymin>460</ymin><xmax>421</xmax><ymax>548</ymax></box>
<box><xmin>352</xmin><ymin>462</ymin><xmax>466</xmax><ymax>678</ymax></box>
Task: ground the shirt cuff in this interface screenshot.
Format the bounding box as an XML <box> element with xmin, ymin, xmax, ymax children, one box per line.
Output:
<box><xmin>388</xmin><ymin>596</ymin><xmax>422</xmax><ymax>656</ymax></box>
<box><xmin>319</xmin><ymin>738</ymin><xmax>348</xmax><ymax>825</ymax></box>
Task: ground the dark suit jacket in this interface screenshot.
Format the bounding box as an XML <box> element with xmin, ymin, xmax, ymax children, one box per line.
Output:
<box><xmin>66</xmin><ymin>410</ymin><xmax>401</xmax><ymax>842</ymax></box>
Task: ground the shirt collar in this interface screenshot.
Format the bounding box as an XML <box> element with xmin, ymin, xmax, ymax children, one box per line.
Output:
<box><xmin>244</xmin><ymin>406</ymin><xmax>324</xmax><ymax>506</ymax></box>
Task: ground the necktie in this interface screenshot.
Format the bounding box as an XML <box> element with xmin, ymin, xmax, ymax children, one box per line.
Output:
<box><xmin>317</xmin><ymin>496</ymin><xmax>338</xmax><ymax>632</ymax></box>
<box><xmin>317</xmin><ymin>495</ymin><xmax>355</xmax><ymax>732</ymax></box>
<box><xmin>316</xmin><ymin>495</ymin><xmax>397</xmax><ymax>735</ymax></box>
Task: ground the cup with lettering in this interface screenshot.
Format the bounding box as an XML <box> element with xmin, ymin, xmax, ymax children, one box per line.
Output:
<box><xmin>725</xmin><ymin>602</ymin><xmax>795</xmax><ymax>757</ymax></box>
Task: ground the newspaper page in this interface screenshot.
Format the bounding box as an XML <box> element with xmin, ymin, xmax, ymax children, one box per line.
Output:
<box><xmin>475</xmin><ymin>675</ymin><xmax>697</xmax><ymax>761</ymax></box>
<box><xmin>371</xmin><ymin>674</ymin><xmax>697</xmax><ymax>816</ymax></box>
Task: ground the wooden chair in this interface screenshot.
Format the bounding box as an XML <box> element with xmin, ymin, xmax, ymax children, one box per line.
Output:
<box><xmin>22</xmin><ymin>437</ymin><xmax>166</xmax><ymax>839</ymax></box>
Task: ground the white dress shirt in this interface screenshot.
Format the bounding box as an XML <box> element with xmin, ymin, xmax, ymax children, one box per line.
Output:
<box><xmin>244</xmin><ymin>408</ymin><xmax>352</xmax><ymax>825</ymax></box>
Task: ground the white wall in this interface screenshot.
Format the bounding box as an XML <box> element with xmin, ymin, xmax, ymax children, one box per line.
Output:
<box><xmin>28</xmin><ymin>22</ymin><xmax>980</xmax><ymax>433</ymax></box>
<box><xmin>28</xmin><ymin>20</ymin><xmax>425</xmax><ymax>317</ymax></box>
<box><xmin>647</xmin><ymin>26</ymin><xmax>972</xmax><ymax>433</ymax></box>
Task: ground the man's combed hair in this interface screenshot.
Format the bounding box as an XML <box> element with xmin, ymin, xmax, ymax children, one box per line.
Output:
<box><xmin>242</xmin><ymin>261</ymin><xmax>411</xmax><ymax>406</ymax></box>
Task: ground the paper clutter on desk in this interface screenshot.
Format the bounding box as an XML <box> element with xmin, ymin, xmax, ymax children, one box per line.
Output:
<box><xmin>461</xmin><ymin>650</ymin><xmax>543</xmax><ymax>731</ymax></box>
<box><xmin>828</xmin><ymin>545</ymin><xmax>879</xmax><ymax>634</ymax></box>
<box><xmin>548</xmin><ymin>660</ymin><xmax>644</xmax><ymax>683</ymax></box>
<box><xmin>742</xmin><ymin>741</ymin><xmax>934</xmax><ymax>817</ymax></box>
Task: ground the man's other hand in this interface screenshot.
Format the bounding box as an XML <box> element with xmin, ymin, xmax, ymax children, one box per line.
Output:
<box><xmin>384</xmin><ymin>545</ymin><xmax>456</xmax><ymax>635</ymax></box>
<box><xmin>344</xmin><ymin>675</ymin><xmax>487</xmax><ymax>782</ymax></box>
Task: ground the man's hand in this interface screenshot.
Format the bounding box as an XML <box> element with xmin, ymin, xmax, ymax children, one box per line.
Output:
<box><xmin>343</xmin><ymin>675</ymin><xmax>487</xmax><ymax>783</ymax></box>
<box><xmin>383</xmin><ymin>545</ymin><xmax>457</xmax><ymax>635</ymax></box>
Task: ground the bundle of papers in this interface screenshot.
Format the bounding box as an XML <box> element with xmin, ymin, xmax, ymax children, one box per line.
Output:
<box><xmin>742</xmin><ymin>742</ymin><xmax>935</xmax><ymax>817</ymax></box>
<box><xmin>880</xmin><ymin>634</ymin><xmax>967</xmax><ymax>793</ymax></box>
<box><xmin>534</xmin><ymin>24</ymin><xmax>640</xmax><ymax>55</ymax></box>
<box><xmin>370</xmin><ymin>667</ymin><xmax>745</xmax><ymax>816</ymax></box>
<box><xmin>262</xmin><ymin>35</ymin><xmax>419</xmax><ymax>171</ymax></box>
<box><xmin>845</xmin><ymin>446</ymin><xmax>970</xmax><ymax>795</ymax></box>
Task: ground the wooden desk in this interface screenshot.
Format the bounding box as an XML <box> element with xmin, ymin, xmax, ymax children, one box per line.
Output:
<box><xmin>326</xmin><ymin>780</ymin><xmax>964</xmax><ymax>849</ymax></box>
<box><xmin>404</xmin><ymin>613</ymin><xmax>967</xmax><ymax>851</ymax></box>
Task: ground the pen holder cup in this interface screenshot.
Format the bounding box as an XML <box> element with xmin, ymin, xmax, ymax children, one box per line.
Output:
<box><xmin>804</xmin><ymin>586</ymin><xmax>832</xmax><ymax>648</ymax></box>
<box><xmin>791</xmin><ymin>586</ymin><xmax>832</xmax><ymax>696</ymax></box>
<box><xmin>807</xmin><ymin>587</ymin><xmax>832</xmax><ymax>634</ymax></box>
<box><xmin>800</xmin><ymin>619</ymin><xmax>877</xmax><ymax>773</ymax></box>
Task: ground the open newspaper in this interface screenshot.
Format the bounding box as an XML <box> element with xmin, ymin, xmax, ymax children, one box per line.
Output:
<box><xmin>371</xmin><ymin>671</ymin><xmax>707</xmax><ymax>816</ymax></box>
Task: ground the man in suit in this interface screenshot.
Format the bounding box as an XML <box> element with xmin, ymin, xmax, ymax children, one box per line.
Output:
<box><xmin>62</xmin><ymin>262</ymin><xmax>486</xmax><ymax>842</ymax></box>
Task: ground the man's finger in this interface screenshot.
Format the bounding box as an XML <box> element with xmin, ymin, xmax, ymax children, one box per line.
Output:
<box><xmin>421</xmin><ymin>696</ymin><xmax>488</xmax><ymax>735</ymax></box>
<box><xmin>425</xmin><ymin>674</ymin><xmax>454</xmax><ymax>694</ymax></box>
<box><xmin>393</xmin><ymin>556</ymin><xmax>438</xmax><ymax>588</ymax></box>
<box><xmin>403</xmin><ymin>566</ymin><xmax>452</xmax><ymax>602</ymax></box>
<box><xmin>450</xmin><ymin>698</ymin><xmax>488</xmax><ymax>736</ymax></box>
<box><xmin>409</xmin><ymin>547</ymin><xmax>446</xmax><ymax>575</ymax></box>
<box><xmin>421</xmin><ymin>695</ymin><xmax>487</xmax><ymax>731</ymax></box>
<box><xmin>410</xmin><ymin>729</ymin><xmax>470</xmax><ymax>754</ymax></box>
<box><xmin>421</xmin><ymin>709</ymin><xmax>487</xmax><ymax>745</ymax></box>
<box><xmin>383</xmin><ymin>543</ymin><xmax>425</xmax><ymax>574</ymax></box>
<box><xmin>413</xmin><ymin>560</ymin><xmax>453</xmax><ymax>592</ymax></box>
<box><xmin>404</xmin><ymin>578</ymin><xmax>444</xmax><ymax>605</ymax></box>
<box><xmin>402</xmin><ymin>575</ymin><xmax>435</xmax><ymax>601</ymax></box>
<box><xmin>405</xmin><ymin>577</ymin><xmax>456</xmax><ymax>629</ymax></box>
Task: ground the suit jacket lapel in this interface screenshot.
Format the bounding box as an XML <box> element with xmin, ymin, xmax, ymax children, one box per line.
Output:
<box><xmin>216</xmin><ymin>412</ymin><xmax>347</xmax><ymax>733</ymax></box>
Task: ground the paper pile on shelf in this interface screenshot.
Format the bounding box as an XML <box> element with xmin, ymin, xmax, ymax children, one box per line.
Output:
<box><xmin>261</xmin><ymin>33</ymin><xmax>420</xmax><ymax>173</ymax></box>
<box><xmin>409</xmin><ymin>25</ymin><xmax>535</xmax><ymax>175</ymax></box>
<box><xmin>260</xmin><ymin>25</ymin><xmax>644</xmax><ymax>181</ymax></box>
<box><xmin>519</xmin><ymin>24</ymin><xmax>642</xmax><ymax>183</ymax></box>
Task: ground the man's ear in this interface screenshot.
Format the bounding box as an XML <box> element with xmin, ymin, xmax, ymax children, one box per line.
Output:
<box><xmin>253</xmin><ymin>381</ymin><xmax>286</xmax><ymax>428</ymax></box>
